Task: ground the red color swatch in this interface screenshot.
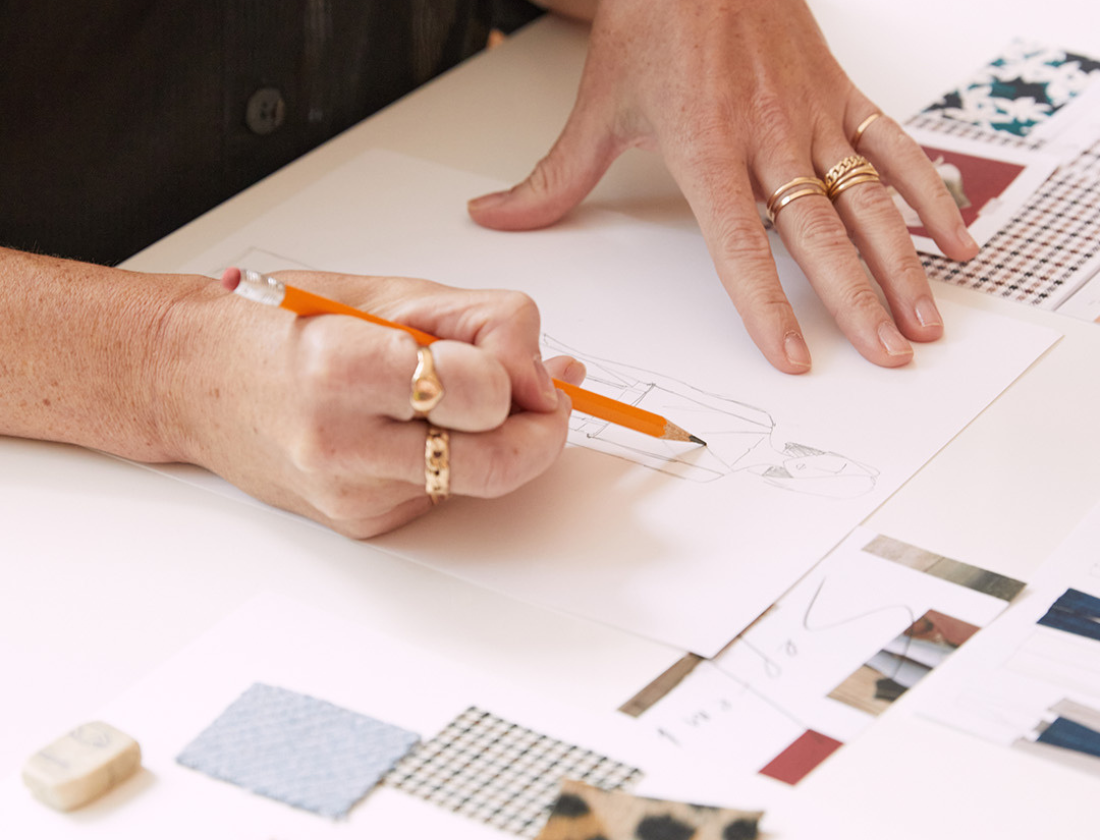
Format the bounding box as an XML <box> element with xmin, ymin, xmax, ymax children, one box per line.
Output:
<box><xmin>758</xmin><ymin>729</ymin><xmax>843</xmax><ymax>785</ymax></box>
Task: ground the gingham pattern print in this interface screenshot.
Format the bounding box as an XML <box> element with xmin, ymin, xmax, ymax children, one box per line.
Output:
<box><xmin>384</xmin><ymin>707</ymin><xmax>643</xmax><ymax>837</ymax></box>
<box><xmin>913</xmin><ymin>135</ymin><xmax>1100</xmax><ymax>306</ymax></box>
<box><xmin>907</xmin><ymin>111</ymin><xmax>1043</xmax><ymax>152</ymax></box>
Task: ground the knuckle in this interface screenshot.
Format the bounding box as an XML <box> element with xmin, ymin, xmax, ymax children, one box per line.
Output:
<box><xmin>796</xmin><ymin>209</ymin><xmax>852</xmax><ymax>255</ymax></box>
<box><xmin>840</xmin><ymin>181</ymin><xmax>896</xmax><ymax>221</ymax></box>
<box><xmin>525</xmin><ymin>155</ymin><xmax>565</xmax><ymax>199</ymax></box>
<box><xmin>740</xmin><ymin>281</ymin><xmax>794</xmax><ymax>319</ymax></box>
<box><xmin>499</xmin><ymin>289</ymin><xmax>540</xmax><ymax>323</ymax></box>
<box><xmin>838</xmin><ymin>283</ymin><xmax>886</xmax><ymax>317</ymax></box>
<box><xmin>710</xmin><ymin>215</ymin><xmax>773</xmax><ymax>269</ymax></box>
<box><xmin>877</xmin><ymin>244</ymin><xmax>926</xmax><ymax>287</ymax></box>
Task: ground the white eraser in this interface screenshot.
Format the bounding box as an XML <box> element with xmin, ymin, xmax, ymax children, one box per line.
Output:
<box><xmin>22</xmin><ymin>721</ymin><xmax>141</xmax><ymax>811</ymax></box>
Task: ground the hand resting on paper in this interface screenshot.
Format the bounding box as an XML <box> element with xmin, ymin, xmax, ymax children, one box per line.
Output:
<box><xmin>472</xmin><ymin>0</ymin><xmax>980</xmax><ymax>373</ymax></box>
<box><xmin>0</xmin><ymin>249</ymin><xmax>583</xmax><ymax>538</ymax></box>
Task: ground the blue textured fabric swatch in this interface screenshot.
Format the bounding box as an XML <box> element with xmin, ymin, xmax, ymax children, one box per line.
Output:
<box><xmin>1037</xmin><ymin>717</ymin><xmax>1100</xmax><ymax>760</ymax></box>
<box><xmin>177</xmin><ymin>683</ymin><xmax>419</xmax><ymax>819</ymax></box>
<box><xmin>1037</xmin><ymin>588</ymin><xmax>1100</xmax><ymax>643</ymax></box>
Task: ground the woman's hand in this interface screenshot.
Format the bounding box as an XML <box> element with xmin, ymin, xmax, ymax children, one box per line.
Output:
<box><xmin>470</xmin><ymin>0</ymin><xmax>979</xmax><ymax>372</ymax></box>
<box><xmin>156</xmin><ymin>271</ymin><xmax>584</xmax><ymax>538</ymax></box>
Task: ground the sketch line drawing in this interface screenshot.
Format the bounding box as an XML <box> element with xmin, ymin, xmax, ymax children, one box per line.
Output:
<box><xmin>542</xmin><ymin>335</ymin><xmax>878</xmax><ymax>497</ymax></box>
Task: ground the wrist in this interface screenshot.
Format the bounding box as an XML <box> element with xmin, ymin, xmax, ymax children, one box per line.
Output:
<box><xmin>147</xmin><ymin>275</ymin><xmax>241</xmax><ymax>466</ymax></box>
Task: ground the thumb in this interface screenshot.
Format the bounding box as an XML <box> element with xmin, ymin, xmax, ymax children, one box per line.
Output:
<box><xmin>468</xmin><ymin>110</ymin><xmax>618</xmax><ymax>231</ymax></box>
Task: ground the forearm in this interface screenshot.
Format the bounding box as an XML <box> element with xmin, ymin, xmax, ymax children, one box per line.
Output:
<box><xmin>0</xmin><ymin>247</ymin><xmax>204</xmax><ymax>462</ymax></box>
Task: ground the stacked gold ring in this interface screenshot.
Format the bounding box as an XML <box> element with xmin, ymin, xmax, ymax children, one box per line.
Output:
<box><xmin>823</xmin><ymin>154</ymin><xmax>881</xmax><ymax>201</ymax></box>
<box><xmin>766</xmin><ymin>176</ymin><xmax>828</xmax><ymax>222</ymax></box>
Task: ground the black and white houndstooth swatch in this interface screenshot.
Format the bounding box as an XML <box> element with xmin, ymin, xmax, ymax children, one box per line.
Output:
<box><xmin>385</xmin><ymin>706</ymin><xmax>643</xmax><ymax>837</ymax></box>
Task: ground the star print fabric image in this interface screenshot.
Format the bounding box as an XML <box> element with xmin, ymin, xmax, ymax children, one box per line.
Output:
<box><xmin>176</xmin><ymin>683</ymin><xmax>419</xmax><ymax>819</ymax></box>
<box><xmin>924</xmin><ymin>41</ymin><xmax>1100</xmax><ymax>137</ymax></box>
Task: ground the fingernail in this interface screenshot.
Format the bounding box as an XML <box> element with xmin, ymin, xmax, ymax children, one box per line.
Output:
<box><xmin>563</xmin><ymin>359</ymin><xmax>587</xmax><ymax>385</ymax></box>
<box><xmin>784</xmin><ymin>331</ymin><xmax>812</xmax><ymax>369</ymax></box>
<box><xmin>533</xmin><ymin>355</ymin><xmax>558</xmax><ymax>406</ymax></box>
<box><xmin>878</xmin><ymin>321</ymin><xmax>912</xmax><ymax>356</ymax></box>
<box><xmin>914</xmin><ymin>296</ymin><xmax>942</xmax><ymax>329</ymax></box>
<box><xmin>468</xmin><ymin>190</ymin><xmax>510</xmax><ymax>213</ymax></box>
<box><xmin>956</xmin><ymin>223</ymin><xmax>978</xmax><ymax>253</ymax></box>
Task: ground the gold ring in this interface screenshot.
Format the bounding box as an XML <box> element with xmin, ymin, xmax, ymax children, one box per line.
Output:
<box><xmin>766</xmin><ymin>176</ymin><xmax>827</xmax><ymax>221</ymax></box>
<box><xmin>823</xmin><ymin>154</ymin><xmax>881</xmax><ymax>201</ymax></box>
<box><xmin>828</xmin><ymin>173</ymin><xmax>881</xmax><ymax>200</ymax></box>
<box><xmin>410</xmin><ymin>346</ymin><xmax>444</xmax><ymax>419</ymax></box>
<box><xmin>851</xmin><ymin>112</ymin><xmax>882</xmax><ymax>149</ymax></box>
<box><xmin>425</xmin><ymin>425</ymin><xmax>450</xmax><ymax>504</ymax></box>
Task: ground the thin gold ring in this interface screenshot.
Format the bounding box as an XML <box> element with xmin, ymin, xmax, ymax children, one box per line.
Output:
<box><xmin>828</xmin><ymin>173</ymin><xmax>881</xmax><ymax>200</ymax></box>
<box><xmin>851</xmin><ymin>112</ymin><xmax>882</xmax><ymax>149</ymax></box>
<box><xmin>410</xmin><ymin>346</ymin><xmax>444</xmax><ymax>419</ymax></box>
<box><xmin>425</xmin><ymin>425</ymin><xmax>450</xmax><ymax>504</ymax></box>
<box><xmin>766</xmin><ymin>176</ymin><xmax>824</xmax><ymax>210</ymax></box>
<box><xmin>770</xmin><ymin>186</ymin><xmax>827</xmax><ymax>219</ymax></box>
<box><xmin>766</xmin><ymin>176</ymin><xmax>827</xmax><ymax>221</ymax></box>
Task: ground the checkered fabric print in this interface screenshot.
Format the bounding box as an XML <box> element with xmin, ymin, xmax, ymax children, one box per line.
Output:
<box><xmin>907</xmin><ymin>111</ymin><xmax>1044</xmax><ymax>152</ymax></box>
<box><xmin>915</xmin><ymin>135</ymin><xmax>1100</xmax><ymax>306</ymax></box>
<box><xmin>385</xmin><ymin>707</ymin><xmax>643</xmax><ymax>837</ymax></box>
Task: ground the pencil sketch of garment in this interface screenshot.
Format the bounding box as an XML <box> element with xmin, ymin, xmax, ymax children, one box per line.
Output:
<box><xmin>541</xmin><ymin>336</ymin><xmax>878</xmax><ymax>498</ymax></box>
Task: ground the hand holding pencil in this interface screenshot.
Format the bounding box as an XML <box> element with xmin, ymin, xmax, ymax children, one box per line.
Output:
<box><xmin>224</xmin><ymin>268</ymin><xmax>705</xmax><ymax>444</ymax></box>
<box><xmin>197</xmin><ymin>268</ymin><xmax>585</xmax><ymax>537</ymax></box>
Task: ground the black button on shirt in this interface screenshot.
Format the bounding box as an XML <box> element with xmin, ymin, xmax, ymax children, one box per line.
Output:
<box><xmin>246</xmin><ymin>88</ymin><xmax>287</xmax><ymax>136</ymax></box>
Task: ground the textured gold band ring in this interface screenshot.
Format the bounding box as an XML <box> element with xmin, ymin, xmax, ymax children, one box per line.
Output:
<box><xmin>410</xmin><ymin>346</ymin><xmax>444</xmax><ymax>419</ymax></box>
<box><xmin>824</xmin><ymin>154</ymin><xmax>881</xmax><ymax>201</ymax></box>
<box><xmin>766</xmin><ymin>176</ymin><xmax>827</xmax><ymax>221</ymax></box>
<box><xmin>851</xmin><ymin>112</ymin><xmax>882</xmax><ymax>148</ymax></box>
<box><xmin>824</xmin><ymin>154</ymin><xmax>871</xmax><ymax>188</ymax></box>
<box><xmin>425</xmin><ymin>425</ymin><xmax>450</xmax><ymax>504</ymax></box>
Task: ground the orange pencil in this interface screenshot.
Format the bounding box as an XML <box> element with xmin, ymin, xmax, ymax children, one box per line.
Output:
<box><xmin>223</xmin><ymin>268</ymin><xmax>705</xmax><ymax>445</ymax></box>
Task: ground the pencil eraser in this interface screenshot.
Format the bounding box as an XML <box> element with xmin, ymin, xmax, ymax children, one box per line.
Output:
<box><xmin>221</xmin><ymin>267</ymin><xmax>242</xmax><ymax>291</ymax></box>
<box><xmin>22</xmin><ymin>721</ymin><xmax>141</xmax><ymax>811</ymax></box>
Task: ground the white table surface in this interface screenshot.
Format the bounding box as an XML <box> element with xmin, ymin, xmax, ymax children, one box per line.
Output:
<box><xmin>4</xmin><ymin>2</ymin><xmax>1100</xmax><ymax>837</ymax></box>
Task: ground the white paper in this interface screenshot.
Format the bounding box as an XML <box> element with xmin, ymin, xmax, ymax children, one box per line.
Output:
<box><xmin>1053</xmin><ymin>249</ymin><xmax>1100</xmax><ymax>320</ymax></box>
<box><xmin>159</xmin><ymin>149</ymin><xmax>1058</xmax><ymax>656</ymax></box>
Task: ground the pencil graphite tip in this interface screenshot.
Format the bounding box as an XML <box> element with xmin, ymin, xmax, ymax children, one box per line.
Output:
<box><xmin>689</xmin><ymin>434</ymin><xmax>707</xmax><ymax>447</ymax></box>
